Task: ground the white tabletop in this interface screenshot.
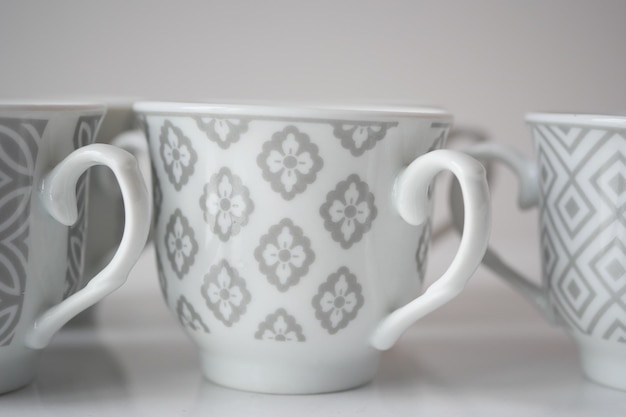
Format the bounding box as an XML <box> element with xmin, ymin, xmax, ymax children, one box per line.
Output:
<box><xmin>3</xmin><ymin>235</ymin><xmax>626</xmax><ymax>417</ymax></box>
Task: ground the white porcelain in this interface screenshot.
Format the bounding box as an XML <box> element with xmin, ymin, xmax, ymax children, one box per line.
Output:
<box><xmin>135</xmin><ymin>101</ymin><xmax>491</xmax><ymax>394</ymax></box>
<box><xmin>0</xmin><ymin>103</ymin><xmax>151</xmax><ymax>393</ymax></box>
<box><xmin>452</xmin><ymin>112</ymin><xmax>626</xmax><ymax>390</ymax></box>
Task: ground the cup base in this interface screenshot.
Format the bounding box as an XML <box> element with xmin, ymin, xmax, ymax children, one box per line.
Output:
<box><xmin>0</xmin><ymin>351</ymin><xmax>37</xmax><ymax>395</ymax></box>
<box><xmin>573</xmin><ymin>332</ymin><xmax>626</xmax><ymax>391</ymax></box>
<box><xmin>199</xmin><ymin>351</ymin><xmax>379</xmax><ymax>394</ymax></box>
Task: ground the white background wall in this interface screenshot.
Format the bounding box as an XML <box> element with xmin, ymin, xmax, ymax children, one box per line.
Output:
<box><xmin>1</xmin><ymin>0</ymin><xmax>625</xmax><ymax>273</ymax></box>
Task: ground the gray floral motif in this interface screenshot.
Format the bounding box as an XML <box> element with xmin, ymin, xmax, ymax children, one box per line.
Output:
<box><xmin>330</xmin><ymin>121</ymin><xmax>397</xmax><ymax>156</ymax></box>
<box><xmin>159</xmin><ymin>120</ymin><xmax>198</xmax><ymax>190</ymax></box>
<box><xmin>254</xmin><ymin>308</ymin><xmax>305</xmax><ymax>341</ymax></box>
<box><xmin>312</xmin><ymin>267</ymin><xmax>364</xmax><ymax>334</ymax></box>
<box><xmin>200</xmin><ymin>168</ymin><xmax>254</xmax><ymax>242</ymax></box>
<box><xmin>257</xmin><ymin>125</ymin><xmax>323</xmax><ymax>200</ymax></box>
<box><xmin>201</xmin><ymin>260</ymin><xmax>251</xmax><ymax>327</ymax></box>
<box><xmin>254</xmin><ymin>218</ymin><xmax>315</xmax><ymax>292</ymax></box>
<box><xmin>194</xmin><ymin>116</ymin><xmax>249</xmax><ymax>149</ymax></box>
<box><xmin>320</xmin><ymin>174</ymin><xmax>377</xmax><ymax>249</ymax></box>
<box><xmin>176</xmin><ymin>295</ymin><xmax>209</xmax><ymax>333</ymax></box>
<box><xmin>165</xmin><ymin>209</ymin><xmax>198</xmax><ymax>279</ymax></box>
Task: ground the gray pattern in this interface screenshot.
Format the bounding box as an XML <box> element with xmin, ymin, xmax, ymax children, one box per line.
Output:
<box><xmin>177</xmin><ymin>295</ymin><xmax>210</xmax><ymax>333</ymax></box>
<box><xmin>199</xmin><ymin>167</ymin><xmax>254</xmax><ymax>241</ymax></box>
<box><xmin>534</xmin><ymin>124</ymin><xmax>626</xmax><ymax>342</ymax></box>
<box><xmin>155</xmin><ymin>250</ymin><xmax>168</xmax><ymax>301</ymax></box>
<box><xmin>164</xmin><ymin>209</ymin><xmax>198</xmax><ymax>279</ymax></box>
<box><xmin>194</xmin><ymin>116</ymin><xmax>249</xmax><ymax>149</ymax></box>
<box><xmin>254</xmin><ymin>308</ymin><xmax>305</xmax><ymax>341</ymax></box>
<box><xmin>159</xmin><ymin>120</ymin><xmax>198</xmax><ymax>191</ymax></box>
<box><xmin>312</xmin><ymin>267</ymin><xmax>364</xmax><ymax>334</ymax></box>
<box><xmin>152</xmin><ymin>163</ymin><xmax>163</xmax><ymax>228</ymax></box>
<box><xmin>0</xmin><ymin>118</ymin><xmax>45</xmax><ymax>346</ymax></box>
<box><xmin>320</xmin><ymin>174</ymin><xmax>377</xmax><ymax>249</ymax></box>
<box><xmin>257</xmin><ymin>125</ymin><xmax>323</xmax><ymax>200</ymax></box>
<box><xmin>64</xmin><ymin>114</ymin><xmax>102</xmax><ymax>298</ymax></box>
<box><xmin>254</xmin><ymin>218</ymin><xmax>315</xmax><ymax>292</ymax></box>
<box><xmin>416</xmin><ymin>221</ymin><xmax>432</xmax><ymax>278</ymax></box>
<box><xmin>201</xmin><ymin>260</ymin><xmax>251</xmax><ymax>327</ymax></box>
<box><xmin>330</xmin><ymin>121</ymin><xmax>397</xmax><ymax>156</ymax></box>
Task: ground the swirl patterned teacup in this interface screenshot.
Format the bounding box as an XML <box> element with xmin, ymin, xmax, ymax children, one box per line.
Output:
<box><xmin>0</xmin><ymin>103</ymin><xmax>150</xmax><ymax>393</ymax></box>
<box><xmin>135</xmin><ymin>102</ymin><xmax>491</xmax><ymax>394</ymax></box>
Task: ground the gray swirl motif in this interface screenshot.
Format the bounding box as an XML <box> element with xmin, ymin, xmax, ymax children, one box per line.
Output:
<box><xmin>312</xmin><ymin>267</ymin><xmax>364</xmax><ymax>334</ymax></box>
<box><xmin>176</xmin><ymin>295</ymin><xmax>210</xmax><ymax>333</ymax></box>
<box><xmin>159</xmin><ymin>120</ymin><xmax>198</xmax><ymax>191</ymax></box>
<box><xmin>155</xmin><ymin>250</ymin><xmax>168</xmax><ymax>301</ymax></box>
<box><xmin>257</xmin><ymin>125</ymin><xmax>323</xmax><ymax>200</ymax></box>
<box><xmin>64</xmin><ymin>115</ymin><xmax>102</xmax><ymax>298</ymax></box>
<box><xmin>0</xmin><ymin>117</ymin><xmax>45</xmax><ymax>346</ymax></box>
<box><xmin>151</xmin><ymin>163</ymin><xmax>163</xmax><ymax>228</ymax></box>
<box><xmin>416</xmin><ymin>220</ymin><xmax>432</xmax><ymax>278</ymax></box>
<box><xmin>428</xmin><ymin>129</ymin><xmax>448</xmax><ymax>153</ymax></box>
<box><xmin>330</xmin><ymin>121</ymin><xmax>398</xmax><ymax>157</ymax></box>
<box><xmin>320</xmin><ymin>174</ymin><xmax>377</xmax><ymax>249</ymax></box>
<box><xmin>255</xmin><ymin>308</ymin><xmax>305</xmax><ymax>341</ymax></box>
<box><xmin>199</xmin><ymin>167</ymin><xmax>254</xmax><ymax>242</ymax></box>
<box><xmin>201</xmin><ymin>260</ymin><xmax>251</xmax><ymax>327</ymax></box>
<box><xmin>164</xmin><ymin>209</ymin><xmax>198</xmax><ymax>279</ymax></box>
<box><xmin>254</xmin><ymin>218</ymin><xmax>315</xmax><ymax>292</ymax></box>
<box><xmin>194</xmin><ymin>116</ymin><xmax>249</xmax><ymax>149</ymax></box>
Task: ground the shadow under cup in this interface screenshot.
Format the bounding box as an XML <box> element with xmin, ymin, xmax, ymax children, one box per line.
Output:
<box><xmin>136</xmin><ymin>102</ymin><xmax>489</xmax><ymax>394</ymax></box>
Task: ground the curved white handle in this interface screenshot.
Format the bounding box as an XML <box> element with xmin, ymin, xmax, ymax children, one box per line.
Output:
<box><xmin>449</xmin><ymin>143</ymin><xmax>559</xmax><ymax>323</ymax></box>
<box><xmin>370</xmin><ymin>149</ymin><xmax>491</xmax><ymax>350</ymax></box>
<box><xmin>25</xmin><ymin>144</ymin><xmax>150</xmax><ymax>349</ymax></box>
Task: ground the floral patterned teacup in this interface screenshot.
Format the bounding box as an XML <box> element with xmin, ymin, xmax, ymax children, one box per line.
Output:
<box><xmin>135</xmin><ymin>102</ymin><xmax>491</xmax><ymax>394</ymax></box>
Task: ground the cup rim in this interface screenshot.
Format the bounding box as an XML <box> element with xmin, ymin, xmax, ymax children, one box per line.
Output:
<box><xmin>525</xmin><ymin>112</ymin><xmax>626</xmax><ymax>129</ymax></box>
<box><xmin>0</xmin><ymin>101</ymin><xmax>106</xmax><ymax>113</ymax></box>
<box><xmin>133</xmin><ymin>101</ymin><xmax>453</xmax><ymax>120</ymax></box>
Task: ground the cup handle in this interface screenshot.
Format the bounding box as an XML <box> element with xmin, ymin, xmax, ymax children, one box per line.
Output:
<box><xmin>370</xmin><ymin>149</ymin><xmax>491</xmax><ymax>350</ymax></box>
<box><xmin>448</xmin><ymin>143</ymin><xmax>559</xmax><ymax>323</ymax></box>
<box><xmin>24</xmin><ymin>144</ymin><xmax>150</xmax><ymax>349</ymax></box>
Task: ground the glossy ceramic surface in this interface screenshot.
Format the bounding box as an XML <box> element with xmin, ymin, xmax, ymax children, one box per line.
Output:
<box><xmin>135</xmin><ymin>102</ymin><xmax>490</xmax><ymax>393</ymax></box>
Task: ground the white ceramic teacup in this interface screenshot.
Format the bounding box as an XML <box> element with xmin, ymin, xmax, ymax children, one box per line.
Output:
<box><xmin>453</xmin><ymin>113</ymin><xmax>626</xmax><ymax>390</ymax></box>
<box><xmin>135</xmin><ymin>101</ymin><xmax>491</xmax><ymax>394</ymax></box>
<box><xmin>0</xmin><ymin>103</ymin><xmax>150</xmax><ymax>393</ymax></box>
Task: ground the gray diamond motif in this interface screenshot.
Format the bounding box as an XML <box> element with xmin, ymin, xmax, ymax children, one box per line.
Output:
<box><xmin>567</xmin><ymin>280</ymin><xmax>581</xmax><ymax>300</ymax></box>
<box><xmin>606</xmin><ymin>259</ymin><xmax>625</xmax><ymax>282</ymax></box>
<box><xmin>604</xmin><ymin>321</ymin><xmax>626</xmax><ymax>344</ymax></box>
<box><xmin>557</xmin><ymin>269</ymin><xmax>594</xmax><ymax>319</ymax></box>
<box><xmin>589</xmin><ymin>153</ymin><xmax>626</xmax><ymax>209</ymax></box>
<box><xmin>589</xmin><ymin>240</ymin><xmax>626</xmax><ymax>293</ymax></box>
<box><xmin>565</xmin><ymin>197</ymin><xmax>580</xmax><ymax>218</ymax></box>
<box><xmin>608</xmin><ymin>172</ymin><xmax>626</xmax><ymax>197</ymax></box>
<box><xmin>555</xmin><ymin>184</ymin><xmax>594</xmax><ymax>238</ymax></box>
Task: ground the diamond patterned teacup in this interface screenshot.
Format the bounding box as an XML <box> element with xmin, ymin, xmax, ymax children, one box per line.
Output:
<box><xmin>455</xmin><ymin>113</ymin><xmax>626</xmax><ymax>390</ymax></box>
<box><xmin>135</xmin><ymin>102</ymin><xmax>491</xmax><ymax>394</ymax></box>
